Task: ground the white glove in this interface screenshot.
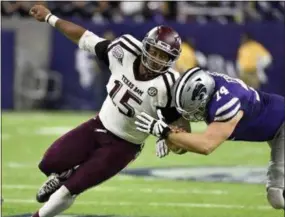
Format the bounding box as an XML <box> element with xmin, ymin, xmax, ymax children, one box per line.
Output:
<box><xmin>156</xmin><ymin>139</ymin><xmax>169</xmax><ymax>158</ymax></box>
<box><xmin>135</xmin><ymin>110</ymin><xmax>171</xmax><ymax>139</ymax></box>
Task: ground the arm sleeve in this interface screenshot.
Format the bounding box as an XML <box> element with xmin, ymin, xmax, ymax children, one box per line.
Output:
<box><xmin>95</xmin><ymin>40</ymin><xmax>111</xmax><ymax>66</ymax></box>
<box><xmin>159</xmin><ymin>106</ymin><xmax>182</xmax><ymax>124</ymax></box>
<box><xmin>78</xmin><ymin>30</ymin><xmax>111</xmax><ymax>66</ymax></box>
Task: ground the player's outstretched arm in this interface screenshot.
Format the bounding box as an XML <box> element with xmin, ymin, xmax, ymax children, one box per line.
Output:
<box><xmin>30</xmin><ymin>4</ymin><xmax>110</xmax><ymax>64</ymax></box>
<box><xmin>167</xmin><ymin>111</ymin><xmax>244</xmax><ymax>155</ymax></box>
<box><xmin>29</xmin><ymin>4</ymin><xmax>86</xmax><ymax>44</ymax></box>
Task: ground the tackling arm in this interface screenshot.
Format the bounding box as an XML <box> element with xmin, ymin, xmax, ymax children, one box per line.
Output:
<box><xmin>166</xmin><ymin>111</ymin><xmax>244</xmax><ymax>155</ymax></box>
<box><xmin>167</xmin><ymin>117</ymin><xmax>191</xmax><ymax>155</ymax></box>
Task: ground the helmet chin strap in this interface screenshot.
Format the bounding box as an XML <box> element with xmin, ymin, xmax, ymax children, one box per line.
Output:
<box><xmin>139</xmin><ymin>61</ymin><xmax>158</xmax><ymax>79</ymax></box>
<box><xmin>141</xmin><ymin>47</ymin><xmax>172</xmax><ymax>74</ymax></box>
<box><xmin>143</xmin><ymin>59</ymin><xmax>168</xmax><ymax>74</ymax></box>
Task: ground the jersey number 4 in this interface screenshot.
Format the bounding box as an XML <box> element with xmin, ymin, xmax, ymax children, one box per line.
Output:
<box><xmin>109</xmin><ymin>80</ymin><xmax>142</xmax><ymax>118</ymax></box>
<box><xmin>215</xmin><ymin>86</ymin><xmax>229</xmax><ymax>101</ymax></box>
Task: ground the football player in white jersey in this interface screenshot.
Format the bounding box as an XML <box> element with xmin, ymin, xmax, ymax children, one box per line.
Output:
<box><xmin>29</xmin><ymin>4</ymin><xmax>189</xmax><ymax>217</ymax></box>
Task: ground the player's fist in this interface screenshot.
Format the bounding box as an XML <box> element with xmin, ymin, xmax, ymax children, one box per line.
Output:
<box><xmin>29</xmin><ymin>5</ymin><xmax>51</xmax><ymax>22</ymax></box>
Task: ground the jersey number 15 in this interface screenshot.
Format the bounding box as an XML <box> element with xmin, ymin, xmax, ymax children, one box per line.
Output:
<box><xmin>109</xmin><ymin>80</ymin><xmax>142</xmax><ymax>118</ymax></box>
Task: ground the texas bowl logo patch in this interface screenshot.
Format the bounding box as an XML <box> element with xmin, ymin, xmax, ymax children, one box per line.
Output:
<box><xmin>147</xmin><ymin>87</ymin><xmax>157</xmax><ymax>97</ymax></box>
<box><xmin>112</xmin><ymin>45</ymin><xmax>124</xmax><ymax>65</ymax></box>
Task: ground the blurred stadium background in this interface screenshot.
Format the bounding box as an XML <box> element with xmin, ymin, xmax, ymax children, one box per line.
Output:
<box><xmin>1</xmin><ymin>1</ymin><xmax>284</xmax><ymax>217</ymax></box>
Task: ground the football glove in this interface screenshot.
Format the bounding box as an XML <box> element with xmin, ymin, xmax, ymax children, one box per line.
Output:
<box><xmin>155</xmin><ymin>139</ymin><xmax>169</xmax><ymax>158</ymax></box>
<box><xmin>135</xmin><ymin>110</ymin><xmax>171</xmax><ymax>139</ymax></box>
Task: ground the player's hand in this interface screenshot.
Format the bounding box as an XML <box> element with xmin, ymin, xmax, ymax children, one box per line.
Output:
<box><xmin>170</xmin><ymin>126</ymin><xmax>186</xmax><ymax>133</ymax></box>
<box><xmin>156</xmin><ymin>139</ymin><xmax>169</xmax><ymax>158</ymax></box>
<box><xmin>29</xmin><ymin>4</ymin><xmax>51</xmax><ymax>22</ymax></box>
<box><xmin>135</xmin><ymin>110</ymin><xmax>171</xmax><ymax>139</ymax></box>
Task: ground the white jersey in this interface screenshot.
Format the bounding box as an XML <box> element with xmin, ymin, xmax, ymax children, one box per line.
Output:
<box><xmin>78</xmin><ymin>31</ymin><xmax>180</xmax><ymax>144</ymax></box>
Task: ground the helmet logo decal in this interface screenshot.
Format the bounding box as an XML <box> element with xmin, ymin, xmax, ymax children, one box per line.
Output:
<box><xmin>157</xmin><ymin>41</ymin><xmax>171</xmax><ymax>50</ymax></box>
<box><xmin>192</xmin><ymin>83</ymin><xmax>207</xmax><ymax>101</ymax></box>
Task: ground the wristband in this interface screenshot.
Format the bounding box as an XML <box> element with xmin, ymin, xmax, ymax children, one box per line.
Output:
<box><xmin>45</xmin><ymin>13</ymin><xmax>59</xmax><ymax>27</ymax></box>
<box><xmin>160</xmin><ymin>126</ymin><xmax>171</xmax><ymax>139</ymax></box>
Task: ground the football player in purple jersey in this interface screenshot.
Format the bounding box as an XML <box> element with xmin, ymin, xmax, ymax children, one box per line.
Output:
<box><xmin>135</xmin><ymin>67</ymin><xmax>285</xmax><ymax>210</ymax></box>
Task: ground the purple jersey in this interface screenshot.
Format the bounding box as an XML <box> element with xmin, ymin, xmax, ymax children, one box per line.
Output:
<box><xmin>205</xmin><ymin>72</ymin><xmax>284</xmax><ymax>141</ymax></box>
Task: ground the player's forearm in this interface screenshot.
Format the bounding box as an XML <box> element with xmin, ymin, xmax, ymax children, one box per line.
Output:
<box><xmin>30</xmin><ymin>5</ymin><xmax>86</xmax><ymax>45</ymax></box>
<box><xmin>54</xmin><ymin>18</ymin><xmax>86</xmax><ymax>45</ymax></box>
<box><xmin>167</xmin><ymin>132</ymin><xmax>216</xmax><ymax>155</ymax></box>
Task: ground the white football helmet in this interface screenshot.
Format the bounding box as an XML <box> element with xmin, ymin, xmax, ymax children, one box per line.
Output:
<box><xmin>173</xmin><ymin>67</ymin><xmax>215</xmax><ymax>121</ymax></box>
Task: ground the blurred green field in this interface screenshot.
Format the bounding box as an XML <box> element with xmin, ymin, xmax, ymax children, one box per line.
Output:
<box><xmin>2</xmin><ymin>112</ymin><xmax>283</xmax><ymax>217</ymax></box>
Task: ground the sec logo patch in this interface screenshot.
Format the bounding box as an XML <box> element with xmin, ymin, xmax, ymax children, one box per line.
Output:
<box><xmin>147</xmin><ymin>87</ymin><xmax>157</xmax><ymax>97</ymax></box>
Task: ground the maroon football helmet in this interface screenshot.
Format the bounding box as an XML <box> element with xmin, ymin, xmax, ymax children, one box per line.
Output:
<box><xmin>142</xmin><ymin>25</ymin><xmax>182</xmax><ymax>74</ymax></box>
